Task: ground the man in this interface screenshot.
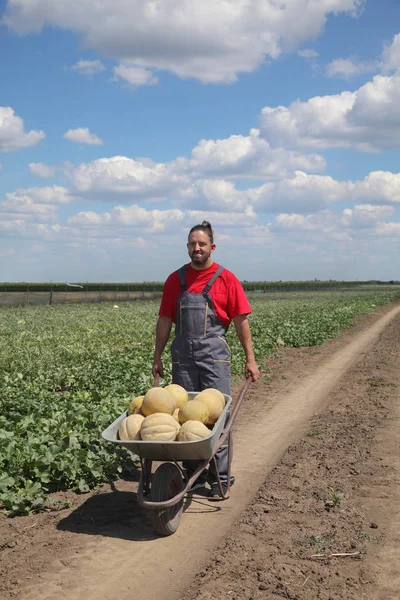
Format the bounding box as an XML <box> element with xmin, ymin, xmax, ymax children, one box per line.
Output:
<box><xmin>152</xmin><ymin>220</ymin><xmax>260</xmax><ymax>498</ymax></box>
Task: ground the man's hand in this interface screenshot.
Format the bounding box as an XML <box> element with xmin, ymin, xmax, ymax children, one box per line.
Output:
<box><xmin>245</xmin><ymin>359</ymin><xmax>260</xmax><ymax>381</ymax></box>
<box><xmin>152</xmin><ymin>357</ymin><xmax>164</xmax><ymax>379</ymax></box>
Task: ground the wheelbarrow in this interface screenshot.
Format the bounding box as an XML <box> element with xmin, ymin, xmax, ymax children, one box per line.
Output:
<box><xmin>101</xmin><ymin>378</ymin><xmax>251</xmax><ymax>536</ymax></box>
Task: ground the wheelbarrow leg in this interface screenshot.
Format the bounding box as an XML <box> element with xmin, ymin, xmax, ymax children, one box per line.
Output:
<box><xmin>209</xmin><ymin>431</ymin><xmax>233</xmax><ymax>501</ymax></box>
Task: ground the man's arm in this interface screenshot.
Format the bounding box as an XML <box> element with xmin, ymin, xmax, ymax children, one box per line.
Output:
<box><xmin>152</xmin><ymin>316</ymin><xmax>173</xmax><ymax>378</ymax></box>
<box><xmin>232</xmin><ymin>315</ymin><xmax>260</xmax><ymax>381</ymax></box>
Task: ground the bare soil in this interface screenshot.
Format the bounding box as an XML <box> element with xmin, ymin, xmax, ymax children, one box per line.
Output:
<box><xmin>1</xmin><ymin>303</ymin><xmax>400</xmax><ymax>600</ymax></box>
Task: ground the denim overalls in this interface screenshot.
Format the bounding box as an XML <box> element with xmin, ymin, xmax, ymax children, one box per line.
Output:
<box><xmin>171</xmin><ymin>264</ymin><xmax>232</xmax><ymax>483</ymax></box>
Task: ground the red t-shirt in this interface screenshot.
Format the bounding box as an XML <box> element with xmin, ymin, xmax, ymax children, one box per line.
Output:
<box><xmin>158</xmin><ymin>262</ymin><xmax>251</xmax><ymax>328</ymax></box>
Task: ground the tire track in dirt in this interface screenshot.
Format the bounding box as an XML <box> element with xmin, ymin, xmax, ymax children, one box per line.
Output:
<box><xmin>14</xmin><ymin>305</ymin><xmax>400</xmax><ymax>600</ymax></box>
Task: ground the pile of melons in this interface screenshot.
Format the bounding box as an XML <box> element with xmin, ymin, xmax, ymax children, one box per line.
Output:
<box><xmin>117</xmin><ymin>384</ymin><xmax>225</xmax><ymax>442</ymax></box>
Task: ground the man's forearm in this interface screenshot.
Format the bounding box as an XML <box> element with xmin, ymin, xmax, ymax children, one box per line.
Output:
<box><xmin>154</xmin><ymin>316</ymin><xmax>173</xmax><ymax>358</ymax></box>
<box><xmin>233</xmin><ymin>315</ymin><xmax>255</xmax><ymax>360</ymax></box>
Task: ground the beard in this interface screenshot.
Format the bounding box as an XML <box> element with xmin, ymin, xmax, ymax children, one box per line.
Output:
<box><xmin>189</xmin><ymin>250</ymin><xmax>211</xmax><ymax>266</ymax></box>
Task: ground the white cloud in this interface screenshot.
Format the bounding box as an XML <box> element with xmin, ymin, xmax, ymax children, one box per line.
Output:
<box><xmin>271</xmin><ymin>205</ymin><xmax>397</xmax><ymax>241</ymax></box>
<box><xmin>185</xmin><ymin>206</ymin><xmax>257</xmax><ymax>228</ymax></box>
<box><xmin>178</xmin><ymin>180</ymin><xmax>249</xmax><ymax>212</ymax></box>
<box><xmin>68</xmin><ymin>204</ymin><xmax>184</xmax><ymax>233</ymax></box>
<box><xmin>326</xmin><ymin>56</ymin><xmax>376</xmax><ymax>79</ymax></box>
<box><xmin>70</xmin><ymin>155</ymin><xmax>188</xmax><ymax>198</ymax></box>
<box><xmin>0</xmin><ymin>106</ymin><xmax>45</xmax><ymax>151</ymax></box>
<box><xmin>63</xmin><ymin>127</ymin><xmax>104</xmax><ymax>145</ymax></box>
<box><xmin>67</xmin><ymin>130</ymin><xmax>326</xmax><ymax>202</ymax></box>
<box><xmin>70</xmin><ymin>59</ymin><xmax>106</xmax><ymax>75</ymax></box>
<box><xmin>1</xmin><ymin>186</ymin><xmax>76</xmax><ymax>221</ymax></box>
<box><xmin>113</xmin><ymin>63</ymin><xmax>158</xmax><ymax>88</ymax></box>
<box><xmin>29</xmin><ymin>162</ymin><xmax>57</xmax><ymax>178</ymax></box>
<box><xmin>298</xmin><ymin>49</ymin><xmax>319</xmax><ymax>59</ymax></box>
<box><xmin>250</xmin><ymin>171</ymin><xmax>349</xmax><ymax>213</ymax></box>
<box><xmin>249</xmin><ymin>170</ymin><xmax>400</xmax><ymax>213</ymax></box>
<box><xmin>3</xmin><ymin>0</ymin><xmax>362</xmax><ymax>83</ymax></box>
<box><xmin>189</xmin><ymin>129</ymin><xmax>325</xmax><ymax>178</ymax></box>
<box><xmin>260</xmin><ymin>74</ymin><xmax>400</xmax><ymax>151</ymax></box>
<box><xmin>341</xmin><ymin>204</ymin><xmax>395</xmax><ymax>228</ymax></box>
<box><xmin>376</xmin><ymin>222</ymin><xmax>400</xmax><ymax>236</ymax></box>
<box><xmin>381</xmin><ymin>33</ymin><xmax>400</xmax><ymax>73</ymax></box>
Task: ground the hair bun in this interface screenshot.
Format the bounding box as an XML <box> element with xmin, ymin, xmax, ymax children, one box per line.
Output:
<box><xmin>201</xmin><ymin>220</ymin><xmax>212</xmax><ymax>229</ymax></box>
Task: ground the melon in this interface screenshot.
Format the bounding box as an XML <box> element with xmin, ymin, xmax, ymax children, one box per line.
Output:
<box><xmin>177</xmin><ymin>420</ymin><xmax>211</xmax><ymax>442</ymax></box>
<box><xmin>140</xmin><ymin>413</ymin><xmax>180</xmax><ymax>441</ymax></box>
<box><xmin>128</xmin><ymin>395</ymin><xmax>144</xmax><ymax>415</ymax></box>
<box><xmin>202</xmin><ymin>388</ymin><xmax>225</xmax><ymax>404</ymax></box>
<box><xmin>195</xmin><ymin>390</ymin><xmax>225</xmax><ymax>425</ymax></box>
<box><xmin>118</xmin><ymin>414</ymin><xmax>145</xmax><ymax>440</ymax></box>
<box><xmin>172</xmin><ymin>408</ymin><xmax>180</xmax><ymax>422</ymax></box>
<box><xmin>178</xmin><ymin>400</ymin><xmax>209</xmax><ymax>425</ymax></box>
<box><xmin>141</xmin><ymin>387</ymin><xmax>176</xmax><ymax>417</ymax></box>
<box><xmin>165</xmin><ymin>383</ymin><xmax>188</xmax><ymax>408</ymax></box>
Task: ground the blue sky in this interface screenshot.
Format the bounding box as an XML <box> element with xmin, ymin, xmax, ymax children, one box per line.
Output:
<box><xmin>1</xmin><ymin>0</ymin><xmax>400</xmax><ymax>282</ymax></box>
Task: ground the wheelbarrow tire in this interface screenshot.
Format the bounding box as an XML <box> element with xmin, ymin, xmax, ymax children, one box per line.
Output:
<box><xmin>150</xmin><ymin>462</ymin><xmax>184</xmax><ymax>536</ymax></box>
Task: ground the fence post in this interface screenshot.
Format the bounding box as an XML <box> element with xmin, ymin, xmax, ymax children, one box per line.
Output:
<box><xmin>27</xmin><ymin>287</ymin><xmax>30</xmax><ymax>305</ymax></box>
<box><xmin>49</xmin><ymin>289</ymin><xmax>53</xmax><ymax>305</ymax></box>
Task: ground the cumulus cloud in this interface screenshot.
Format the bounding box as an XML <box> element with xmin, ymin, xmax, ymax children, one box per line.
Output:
<box><xmin>70</xmin><ymin>156</ymin><xmax>188</xmax><ymax>198</ymax></box>
<box><xmin>271</xmin><ymin>204</ymin><xmax>397</xmax><ymax>241</ymax></box>
<box><xmin>381</xmin><ymin>33</ymin><xmax>400</xmax><ymax>73</ymax></box>
<box><xmin>113</xmin><ymin>63</ymin><xmax>158</xmax><ymax>88</ymax></box>
<box><xmin>178</xmin><ymin>180</ymin><xmax>249</xmax><ymax>212</ymax></box>
<box><xmin>326</xmin><ymin>56</ymin><xmax>376</xmax><ymax>79</ymax></box>
<box><xmin>67</xmin><ymin>130</ymin><xmax>326</xmax><ymax>203</ymax></box>
<box><xmin>250</xmin><ymin>172</ymin><xmax>349</xmax><ymax>213</ymax></box>
<box><xmin>342</xmin><ymin>204</ymin><xmax>395</xmax><ymax>228</ymax></box>
<box><xmin>260</xmin><ymin>74</ymin><xmax>400</xmax><ymax>151</ymax></box>
<box><xmin>29</xmin><ymin>162</ymin><xmax>58</xmax><ymax>178</ymax></box>
<box><xmin>0</xmin><ymin>186</ymin><xmax>76</xmax><ymax>221</ymax></box>
<box><xmin>70</xmin><ymin>59</ymin><xmax>106</xmax><ymax>75</ymax></box>
<box><xmin>0</xmin><ymin>106</ymin><xmax>45</xmax><ymax>151</ymax></box>
<box><xmin>3</xmin><ymin>0</ymin><xmax>362</xmax><ymax>83</ymax></box>
<box><xmin>68</xmin><ymin>204</ymin><xmax>184</xmax><ymax>233</ymax></box>
<box><xmin>64</xmin><ymin>127</ymin><xmax>103</xmax><ymax>145</ymax></box>
<box><xmin>188</xmin><ymin>129</ymin><xmax>325</xmax><ymax>179</ymax></box>
<box><xmin>250</xmin><ymin>170</ymin><xmax>400</xmax><ymax>213</ymax></box>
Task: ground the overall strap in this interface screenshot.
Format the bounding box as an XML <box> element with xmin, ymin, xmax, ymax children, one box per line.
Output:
<box><xmin>202</xmin><ymin>265</ymin><xmax>225</xmax><ymax>294</ymax></box>
<box><xmin>178</xmin><ymin>265</ymin><xmax>187</xmax><ymax>292</ymax></box>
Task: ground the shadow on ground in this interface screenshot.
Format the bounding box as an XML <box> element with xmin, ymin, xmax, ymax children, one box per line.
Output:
<box><xmin>57</xmin><ymin>483</ymin><xmax>221</xmax><ymax>542</ymax></box>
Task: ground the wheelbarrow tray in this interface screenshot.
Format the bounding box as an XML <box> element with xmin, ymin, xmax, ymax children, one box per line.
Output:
<box><xmin>101</xmin><ymin>392</ymin><xmax>232</xmax><ymax>461</ymax></box>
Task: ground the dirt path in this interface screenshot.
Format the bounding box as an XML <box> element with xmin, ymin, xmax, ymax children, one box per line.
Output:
<box><xmin>1</xmin><ymin>304</ymin><xmax>400</xmax><ymax>600</ymax></box>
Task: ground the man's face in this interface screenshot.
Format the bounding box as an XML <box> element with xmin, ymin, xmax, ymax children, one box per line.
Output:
<box><xmin>187</xmin><ymin>231</ymin><xmax>215</xmax><ymax>267</ymax></box>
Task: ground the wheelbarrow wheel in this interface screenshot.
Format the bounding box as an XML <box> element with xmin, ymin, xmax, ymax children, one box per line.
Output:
<box><xmin>150</xmin><ymin>462</ymin><xmax>184</xmax><ymax>536</ymax></box>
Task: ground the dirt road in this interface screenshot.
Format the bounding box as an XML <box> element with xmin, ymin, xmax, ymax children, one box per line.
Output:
<box><xmin>1</xmin><ymin>304</ymin><xmax>400</xmax><ymax>600</ymax></box>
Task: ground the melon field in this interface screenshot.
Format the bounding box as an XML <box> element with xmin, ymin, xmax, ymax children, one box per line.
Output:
<box><xmin>1</xmin><ymin>287</ymin><xmax>400</xmax><ymax>515</ymax></box>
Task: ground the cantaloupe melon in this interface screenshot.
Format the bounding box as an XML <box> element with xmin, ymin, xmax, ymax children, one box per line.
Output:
<box><xmin>177</xmin><ymin>420</ymin><xmax>211</xmax><ymax>442</ymax></box>
<box><xmin>141</xmin><ymin>387</ymin><xmax>176</xmax><ymax>417</ymax></box>
<box><xmin>172</xmin><ymin>408</ymin><xmax>180</xmax><ymax>422</ymax></box>
<box><xmin>195</xmin><ymin>390</ymin><xmax>225</xmax><ymax>425</ymax></box>
<box><xmin>140</xmin><ymin>413</ymin><xmax>180</xmax><ymax>441</ymax></box>
<box><xmin>128</xmin><ymin>395</ymin><xmax>144</xmax><ymax>415</ymax></box>
<box><xmin>118</xmin><ymin>414</ymin><xmax>145</xmax><ymax>440</ymax></box>
<box><xmin>165</xmin><ymin>384</ymin><xmax>188</xmax><ymax>408</ymax></box>
<box><xmin>178</xmin><ymin>400</ymin><xmax>209</xmax><ymax>425</ymax></box>
<box><xmin>202</xmin><ymin>388</ymin><xmax>225</xmax><ymax>404</ymax></box>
